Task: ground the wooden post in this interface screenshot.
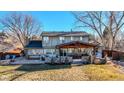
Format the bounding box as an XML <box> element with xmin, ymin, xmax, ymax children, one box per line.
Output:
<box><xmin>59</xmin><ymin>48</ymin><xmax>61</xmax><ymax>63</ymax></box>
<box><xmin>67</xmin><ymin>48</ymin><xmax>69</xmax><ymax>56</ymax></box>
<box><xmin>93</xmin><ymin>47</ymin><xmax>96</xmax><ymax>55</ymax></box>
<box><xmin>66</xmin><ymin>48</ymin><xmax>68</xmax><ymax>57</ymax></box>
<box><xmin>59</xmin><ymin>48</ymin><xmax>61</xmax><ymax>56</ymax></box>
<box><xmin>62</xmin><ymin>49</ymin><xmax>64</xmax><ymax>56</ymax></box>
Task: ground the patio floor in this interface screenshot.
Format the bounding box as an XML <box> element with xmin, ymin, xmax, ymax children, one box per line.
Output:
<box><xmin>9</xmin><ymin>57</ymin><xmax>87</xmax><ymax>65</ymax></box>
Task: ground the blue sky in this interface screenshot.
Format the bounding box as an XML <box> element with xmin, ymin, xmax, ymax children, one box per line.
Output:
<box><xmin>0</xmin><ymin>11</ymin><xmax>78</xmax><ymax>31</ymax></box>
<box><xmin>0</xmin><ymin>11</ymin><xmax>94</xmax><ymax>34</ymax></box>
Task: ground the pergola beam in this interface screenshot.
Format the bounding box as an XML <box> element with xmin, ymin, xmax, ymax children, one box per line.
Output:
<box><xmin>56</xmin><ymin>41</ymin><xmax>98</xmax><ymax>56</ymax></box>
<box><xmin>56</xmin><ymin>41</ymin><xmax>97</xmax><ymax>49</ymax></box>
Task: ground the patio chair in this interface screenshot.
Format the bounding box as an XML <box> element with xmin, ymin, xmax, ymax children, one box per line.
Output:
<box><xmin>81</xmin><ymin>56</ymin><xmax>89</xmax><ymax>64</ymax></box>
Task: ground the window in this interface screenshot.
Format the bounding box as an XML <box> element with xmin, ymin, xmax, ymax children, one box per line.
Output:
<box><xmin>80</xmin><ymin>37</ymin><xmax>83</xmax><ymax>40</ymax></box>
<box><xmin>71</xmin><ymin>36</ymin><xmax>73</xmax><ymax>41</ymax></box>
<box><xmin>60</xmin><ymin>36</ymin><xmax>64</xmax><ymax>41</ymax></box>
<box><xmin>44</xmin><ymin>37</ymin><xmax>49</xmax><ymax>43</ymax></box>
<box><xmin>60</xmin><ymin>36</ymin><xmax>65</xmax><ymax>43</ymax></box>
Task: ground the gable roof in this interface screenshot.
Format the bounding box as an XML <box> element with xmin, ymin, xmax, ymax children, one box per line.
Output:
<box><xmin>41</xmin><ymin>31</ymin><xmax>89</xmax><ymax>37</ymax></box>
<box><xmin>25</xmin><ymin>40</ymin><xmax>42</xmax><ymax>48</ymax></box>
<box><xmin>56</xmin><ymin>41</ymin><xmax>98</xmax><ymax>48</ymax></box>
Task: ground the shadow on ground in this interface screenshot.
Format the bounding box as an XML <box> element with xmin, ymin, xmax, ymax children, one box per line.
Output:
<box><xmin>16</xmin><ymin>64</ymin><xmax>72</xmax><ymax>72</ymax></box>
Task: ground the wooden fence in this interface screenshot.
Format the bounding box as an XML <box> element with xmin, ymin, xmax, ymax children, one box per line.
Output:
<box><xmin>102</xmin><ymin>50</ymin><xmax>124</xmax><ymax>61</ymax></box>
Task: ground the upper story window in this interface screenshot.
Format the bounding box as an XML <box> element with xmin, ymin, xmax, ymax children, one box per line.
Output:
<box><xmin>71</xmin><ymin>36</ymin><xmax>73</xmax><ymax>41</ymax></box>
<box><xmin>44</xmin><ymin>37</ymin><xmax>49</xmax><ymax>43</ymax></box>
<box><xmin>80</xmin><ymin>37</ymin><xmax>83</xmax><ymax>40</ymax></box>
<box><xmin>60</xmin><ymin>36</ymin><xmax>65</xmax><ymax>43</ymax></box>
<box><xmin>60</xmin><ymin>36</ymin><xmax>64</xmax><ymax>40</ymax></box>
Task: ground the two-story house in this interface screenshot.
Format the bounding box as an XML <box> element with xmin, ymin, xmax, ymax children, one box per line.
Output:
<box><xmin>25</xmin><ymin>31</ymin><xmax>97</xmax><ymax>59</ymax></box>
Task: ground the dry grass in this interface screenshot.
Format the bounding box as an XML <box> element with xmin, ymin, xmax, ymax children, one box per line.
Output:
<box><xmin>0</xmin><ymin>64</ymin><xmax>124</xmax><ymax>81</ymax></box>
<box><xmin>14</xmin><ymin>65</ymin><xmax>88</xmax><ymax>81</ymax></box>
<box><xmin>0</xmin><ymin>65</ymin><xmax>20</xmax><ymax>72</ymax></box>
<box><xmin>0</xmin><ymin>65</ymin><xmax>25</xmax><ymax>81</ymax></box>
<box><xmin>82</xmin><ymin>64</ymin><xmax>124</xmax><ymax>80</ymax></box>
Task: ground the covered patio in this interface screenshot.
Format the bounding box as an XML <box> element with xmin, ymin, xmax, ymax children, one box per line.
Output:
<box><xmin>56</xmin><ymin>41</ymin><xmax>98</xmax><ymax>59</ymax></box>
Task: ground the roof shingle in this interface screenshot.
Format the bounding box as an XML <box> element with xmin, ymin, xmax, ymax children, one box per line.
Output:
<box><xmin>25</xmin><ymin>40</ymin><xmax>42</xmax><ymax>48</ymax></box>
<box><xmin>41</xmin><ymin>31</ymin><xmax>89</xmax><ymax>37</ymax></box>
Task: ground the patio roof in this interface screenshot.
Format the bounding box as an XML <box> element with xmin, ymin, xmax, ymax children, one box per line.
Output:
<box><xmin>56</xmin><ymin>41</ymin><xmax>98</xmax><ymax>48</ymax></box>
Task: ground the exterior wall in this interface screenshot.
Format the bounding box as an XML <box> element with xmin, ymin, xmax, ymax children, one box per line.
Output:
<box><xmin>42</xmin><ymin>35</ymin><xmax>89</xmax><ymax>54</ymax></box>
<box><xmin>43</xmin><ymin>48</ymin><xmax>59</xmax><ymax>55</ymax></box>
<box><xmin>42</xmin><ymin>36</ymin><xmax>89</xmax><ymax>48</ymax></box>
<box><xmin>82</xmin><ymin>37</ymin><xmax>89</xmax><ymax>42</ymax></box>
<box><xmin>26</xmin><ymin>48</ymin><xmax>59</xmax><ymax>56</ymax></box>
<box><xmin>42</xmin><ymin>36</ymin><xmax>59</xmax><ymax>48</ymax></box>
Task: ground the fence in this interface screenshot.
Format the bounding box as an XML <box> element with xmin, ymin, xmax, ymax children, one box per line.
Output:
<box><xmin>102</xmin><ymin>49</ymin><xmax>124</xmax><ymax>61</ymax></box>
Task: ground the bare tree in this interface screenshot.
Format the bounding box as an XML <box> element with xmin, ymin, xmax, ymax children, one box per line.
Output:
<box><xmin>114</xmin><ymin>30</ymin><xmax>124</xmax><ymax>50</ymax></box>
<box><xmin>1</xmin><ymin>13</ymin><xmax>42</xmax><ymax>48</ymax></box>
<box><xmin>73</xmin><ymin>11</ymin><xmax>124</xmax><ymax>50</ymax></box>
<box><xmin>0</xmin><ymin>32</ymin><xmax>14</xmax><ymax>52</ymax></box>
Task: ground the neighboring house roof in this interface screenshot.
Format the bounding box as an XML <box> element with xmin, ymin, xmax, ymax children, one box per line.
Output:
<box><xmin>25</xmin><ymin>40</ymin><xmax>42</xmax><ymax>48</ymax></box>
<box><xmin>41</xmin><ymin>31</ymin><xmax>89</xmax><ymax>37</ymax></box>
<box><xmin>6</xmin><ymin>48</ymin><xmax>22</xmax><ymax>54</ymax></box>
<box><xmin>56</xmin><ymin>41</ymin><xmax>98</xmax><ymax>48</ymax></box>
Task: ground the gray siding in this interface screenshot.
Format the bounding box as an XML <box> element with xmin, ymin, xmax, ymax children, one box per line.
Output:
<box><xmin>42</xmin><ymin>36</ymin><xmax>89</xmax><ymax>48</ymax></box>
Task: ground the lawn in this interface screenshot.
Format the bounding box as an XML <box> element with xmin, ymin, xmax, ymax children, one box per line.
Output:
<box><xmin>0</xmin><ymin>63</ymin><xmax>124</xmax><ymax>81</ymax></box>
